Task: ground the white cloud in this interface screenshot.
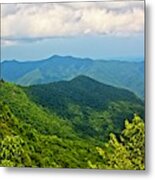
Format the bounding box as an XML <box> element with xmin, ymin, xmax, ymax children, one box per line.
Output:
<box><xmin>1</xmin><ymin>39</ymin><xmax>18</xmax><ymax>47</ymax></box>
<box><xmin>1</xmin><ymin>1</ymin><xmax>144</xmax><ymax>46</ymax></box>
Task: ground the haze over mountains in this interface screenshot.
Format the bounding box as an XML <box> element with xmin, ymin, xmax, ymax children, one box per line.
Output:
<box><xmin>1</xmin><ymin>55</ymin><xmax>144</xmax><ymax>98</ymax></box>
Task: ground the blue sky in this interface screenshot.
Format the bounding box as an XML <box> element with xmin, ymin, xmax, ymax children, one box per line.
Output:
<box><xmin>1</xmin><ymin>2</ymin><xmax>144</xmax><ymax>61</ymax></box>
<box><xmin>1</xmin><ymin>34</ymin><xmax>144</xmax><ymax>61</ymax></box>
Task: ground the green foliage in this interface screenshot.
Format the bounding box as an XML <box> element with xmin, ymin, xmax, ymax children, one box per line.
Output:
<box><xmin>88</xmin><ymin>115</ymin><xmax>145</xmax><ymax>170</ymax></box>
<box><xmin>0</xmin><ymin>80</ymin><xmax>144</xmax><ymax>169</ymax></box>
<box><xmin>0</xmin><ymin>82</ymin><xmax>101</xmax><ymax>168</ymax></box>
<box><xmin>24</xmin><ymin>76</ymin><xmax>144</xmax><ymax>140</ymax></box>
<box><xmin>121</xmin><ymin>115</ymin><xmax>145</xmax><ymax>169</ymax></box>
<box><xmin>0</xmin><ymin>136</ymin><xmax>31</xmax><ymax>167</ymax></box>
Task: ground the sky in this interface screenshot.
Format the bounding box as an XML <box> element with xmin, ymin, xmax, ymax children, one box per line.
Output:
<box><xmin>1</xmin><ymin>1</ymin><xmax>144</xmax><ymax>61</ymax></box>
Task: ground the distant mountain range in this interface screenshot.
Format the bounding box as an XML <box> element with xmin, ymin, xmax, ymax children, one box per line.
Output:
<box><xmin>1</xmin><ymin>55</ymin><xmax>144</xmax><ymax>98</ymax></box>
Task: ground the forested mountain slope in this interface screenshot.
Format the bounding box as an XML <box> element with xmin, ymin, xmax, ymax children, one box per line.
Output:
<box><xmin>0</xmin><ymin>80</ymin><xmax>145</xmax><ymax>169</ymax></box>
<box><xmin>24</xmin><ymin>76</ymin><xmax>144</xmax><ymax>141</ymax></box>
<box><xmin>0</xmin><ymin>81</ymin><xmax>103</xmax><ymax>167</ymax></box>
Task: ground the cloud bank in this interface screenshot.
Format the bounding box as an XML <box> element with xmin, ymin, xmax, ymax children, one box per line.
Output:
<box><xmin>1</xmin><ymin>1</ymin><xmax>144</xmax><ymax>46</ymax></box>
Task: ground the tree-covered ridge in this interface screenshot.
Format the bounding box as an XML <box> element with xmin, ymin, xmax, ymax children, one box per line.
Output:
<box><xmin>0</xmin><ymin>80</ymin><xmax>145</xmax><ymax>169</ymax></box>
<box><xmin>24</xmin><ymin>75</ymin><xmax>144</xmax><ymax>141</ymax></box>
<box><xmin>0</xmin><ymin>82</ymin><xmax>102</xmax><ymax>167</ymax></box>
<box><xmin>24</xmin><ymin>75</ymin><xmax>143</xmax><ymax>110</ymax></box>
<box><xmin>1</xmin><ymin>55</ymin><xmax>144</xmax><ymax>98</ymax></box>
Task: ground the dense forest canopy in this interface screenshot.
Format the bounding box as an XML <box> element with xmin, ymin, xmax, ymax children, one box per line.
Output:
<box><xmin>0</xmin><ymin>78</ymin><xmax>145</xmax><ymax>169</ymax></box>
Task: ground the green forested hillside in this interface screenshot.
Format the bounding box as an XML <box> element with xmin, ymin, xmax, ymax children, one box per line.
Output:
<box><xmin>1</xmin><ymin>55</ymin><xmax>144</xmax><ymax>98</ymax></box>
<box><xmin>0</xmin><ymin>79</ymin><xmax>145</xmax><ymax>169</ymax></box>
<box><xmin>0</xmin><ymin>81</ymin><xmax>103</xmax><ymax>167</ymax></box>
<box><xmin>24</xmin><ymin>76</ymin><xmax>144</xmax><ymax>141</ymax></box>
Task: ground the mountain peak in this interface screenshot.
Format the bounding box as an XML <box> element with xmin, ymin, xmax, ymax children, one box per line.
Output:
<box><xmin>48</xmin><ymin>55</ymin><xmax>73</xmax><ymax>60</ymax></box>
<box><xmin>3</xmin><ymin>59</ymin><xmax>18</xmax><ymax>63</ymax></box>
<box><xmin>47</xmin><ymin>55</ymin><xmax>93</xmax><ymax>62</ymax></box>
<box><xmin>70</xmin><ymin>75</ymin><xmax>97</xmax><ymax>83</ymax></box>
